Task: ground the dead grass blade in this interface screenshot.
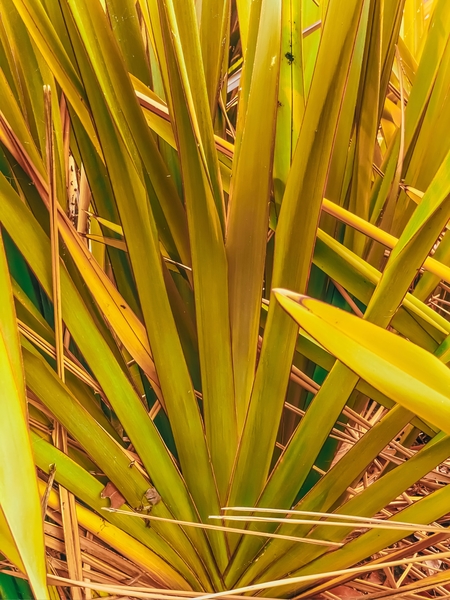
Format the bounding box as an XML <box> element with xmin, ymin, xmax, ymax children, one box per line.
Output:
<box><xmin>220</xmin><ymin>507</ymin><xmax>447</xmax><ymax>532</ymax></box>
<box><xmin>102</xmin><ymin>509</ymin><xmax>342</xmax><ymax>548</ymax></box>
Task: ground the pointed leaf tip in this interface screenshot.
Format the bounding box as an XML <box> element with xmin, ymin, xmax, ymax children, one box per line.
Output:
<box><xmin>273</xmin><ymin>290</ymin><xmax>450</xmax><ymax>439</ymax></box>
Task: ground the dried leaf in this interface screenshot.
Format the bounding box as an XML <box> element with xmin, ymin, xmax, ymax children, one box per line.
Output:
<box><xmin>144</xmin><ymin>486</ymin><xmax>162</xmax><ymax>507</ymax></box>
<box><xmin>101</xmin><ymin>482</ymin><xmax>126</xmax><ymax>509</ymax></box>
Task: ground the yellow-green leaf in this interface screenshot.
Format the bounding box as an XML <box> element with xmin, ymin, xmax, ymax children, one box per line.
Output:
<box><xmin>0</xmin><ymin>234</ymin><xmax>48</xmax><ymax>599</ymax></box>
<box><xmin>275</xmin><ymin>290</ymin><xmax>450</xmax><ymax>435</ymax></box>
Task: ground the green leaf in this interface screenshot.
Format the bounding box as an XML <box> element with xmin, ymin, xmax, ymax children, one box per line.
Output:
<box><xmin>23</xmin><ymin>340</ymin><xmax>151</xmax><ymax>509</ymax></box>
<box><xmin>250</xmin><ymin>112</ymin><xmax>450</xmax><ymax>583</ymax></box>
<box><xmin>366</xmin><ymin>142</ymin><xmax>450</xmax><ymax>327</ymax></box>
<box><xmin>66</xmin><ymin>0</ymin><xmax>191</xmax><ymax>267</ymax></box>
<box><xmin>0</xmin><ymin>171</ymin><xmax>218</xmax><ymax>586</ymax></box>
<box><xmin>5</xmin><ymin>0</ymin><xmax>101</xmax><ymax>157</ymax></box>
<box><xmin>106</xmin><ymin>0</ymin><xmax>152</xmax><ymax>85</ymax></box>
<box><xmin>226</xmin><ymin>0</ymin><xmax>282</xmax><ymax>428</ymax></box>
<box><xmin>67</xmin><ymin>3</ymin><xmax>227</xmax><ymax>573</ymax></box>
<box><xmin>31</xmin><ymin>432</ymin><xmax>199</xmax><ymax>590</ymax></box>
<box><xmin>228</xmin><ymin>0</ymin><xmax>366</xmax><ymax>511</ymax></box>
<box><xmin>0</xmin><ymin>234</ymin><xmax>48</xmax><ymax>599</ymax></box>
<box><xmin>273</xmin><ymin>0</ymin><xmax>304</xmax><ymax>207</ymax></box>
<box><xmin>158</xmin><ymin>0</ymin><xmax>237</xmax><ymax>518</ymax></box>
<box><xmin>200</xmin><ymin>0</ymin><xmax>230</xmax><ymax>117</ymax></box>
<box><xmin>345</xmin><ymin>0</ymin><xmax>381</xmax><ymax>256</ymax></box>
<box><xmin>235</xmin><ymin>0</ymin><xmax>252</xmax><ymax>52</ymax></box>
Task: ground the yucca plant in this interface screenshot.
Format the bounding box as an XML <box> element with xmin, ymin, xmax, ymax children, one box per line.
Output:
<box><xmin>2</xmin><ymin>0</ymin><xmax>450</xmax><ymax>597</ymax></box>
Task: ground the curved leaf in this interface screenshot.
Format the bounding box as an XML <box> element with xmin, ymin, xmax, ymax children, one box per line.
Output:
<box><xmin>275</xmin><ymin>290</ymin><xmax>450</xmax><ymax>434</ymax></box>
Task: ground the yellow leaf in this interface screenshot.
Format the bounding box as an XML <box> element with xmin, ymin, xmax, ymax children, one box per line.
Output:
<box><xmin>275</xmin><ymin>290</ymin><xmax>450</xmax><ymax>435</ymax></box>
